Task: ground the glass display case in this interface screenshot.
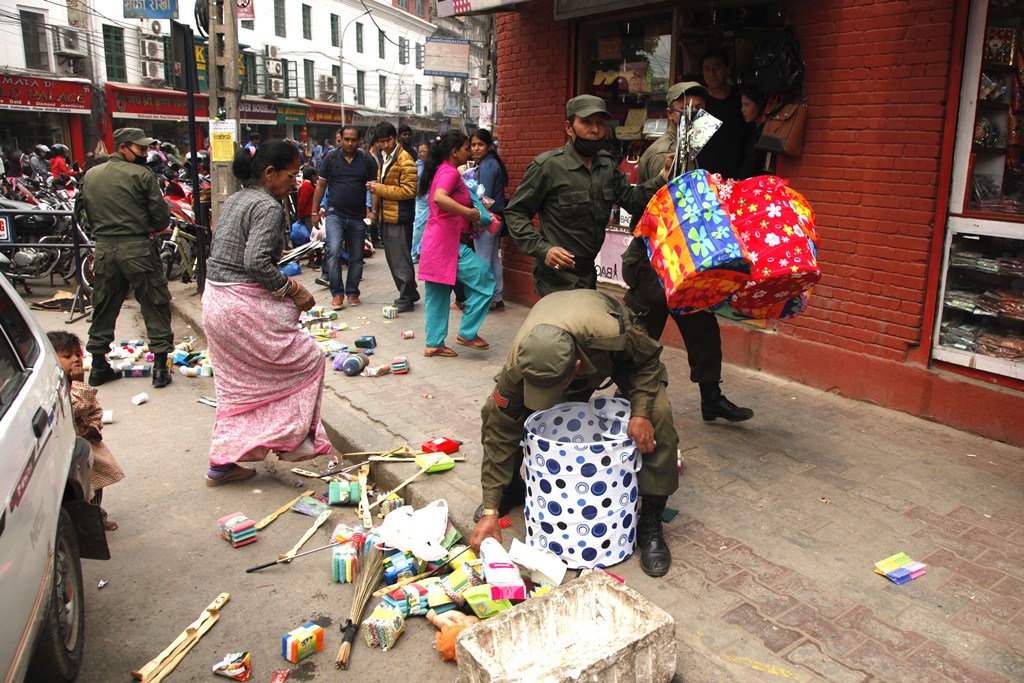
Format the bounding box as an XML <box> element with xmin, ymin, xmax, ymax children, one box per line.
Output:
<box><xmin>942</xmin><ymin>0</ymin><xmax>1024</xmax><ymax>379</ymax></box>
<box><xmin>932</xmin><ymin>225</ymin><xmax>1024</xmax><ymax>377</ymax></box>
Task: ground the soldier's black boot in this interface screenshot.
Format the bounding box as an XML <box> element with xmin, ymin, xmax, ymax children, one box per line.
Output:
<box><xmin>151</xmin><ymin>352</ymin><xmax>172</xmax><ymax>388</ymax></box>
<box><xmin>637</xmin><ymin>495</ymin><xmax>671</xmax><ymax>577</ymax></box>
<box><xmin>88</xmin><ymin>354</ymin><xmax>123</xmax><ymax>386</ymax></box>
<box><xmin>474</xmin><ymin>470</ymin><xmax>527</xmax><ymax>522</ymax></box>
<box><xmin>700</xmin><ymin>382</ymin><xmax>753</xmax><ymax>422</ymax></box>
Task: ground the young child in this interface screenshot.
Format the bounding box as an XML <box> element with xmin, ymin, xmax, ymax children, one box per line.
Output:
<box><xmin>48</xmin><ymin>331</ymin><xmax>125</xmax><ymax>531</ymax></box>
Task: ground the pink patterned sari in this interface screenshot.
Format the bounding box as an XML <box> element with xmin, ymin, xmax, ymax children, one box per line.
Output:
<box><xmin>203</xmin><ymin>281</ymin><xmax>332</xmax><ymax>465</ymax></box>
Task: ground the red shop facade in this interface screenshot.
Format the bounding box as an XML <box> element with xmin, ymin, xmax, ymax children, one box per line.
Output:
<box><xmin>0</xmin><ymin>73</ymin><xmax>91</xmax><ymax>162</ymax></box>
<box><xmin>105</xmin><ymin>84</ymin><xmax>208</xmax><ymax>156</ymax></box>
<box><xmin>490</xmin><ymin>0</ymin><xmax>1024</xmax><ymax>445</ymax></box>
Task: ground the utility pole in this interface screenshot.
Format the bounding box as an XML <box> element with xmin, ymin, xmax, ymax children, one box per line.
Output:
<box><xmin>208</xmin><ymin>0</ymin><xmax>241</xmax><ymax>227</ymax></box>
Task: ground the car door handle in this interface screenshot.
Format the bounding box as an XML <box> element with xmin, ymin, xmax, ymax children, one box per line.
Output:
<box><xmin>32</xmin><ymin>407</ymin><xmax>48</xmax><ymax>438</ymax></box>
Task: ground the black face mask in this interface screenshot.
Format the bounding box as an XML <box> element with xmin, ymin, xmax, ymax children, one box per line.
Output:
<box><xmin>132</xmin><ymin>152</ymin><xmax>148</xmax><ymax>166</ymax></box>
<box><xmin>571</xmin><ymin>135</ymin><xmax>604</xmax><ymax>158</ymax></box>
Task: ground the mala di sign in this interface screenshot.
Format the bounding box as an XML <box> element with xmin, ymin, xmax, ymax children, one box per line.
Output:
<box><xmin>522</xmin><ymin>397</ymin><xmax>639</xmax><ymax>569</ymax></box>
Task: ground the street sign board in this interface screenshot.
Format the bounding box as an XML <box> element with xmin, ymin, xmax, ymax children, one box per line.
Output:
<box><xmin>123</xmin><ymin>0</ymin><xmax>179</xmax><ymax>20</ymax></box>
<box><xmin>424</xmin><ymin>38</ymin><xmax>470</xmax><ymax>79</ymax></box>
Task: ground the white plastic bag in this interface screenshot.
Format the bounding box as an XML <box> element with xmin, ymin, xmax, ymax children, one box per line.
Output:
<box><xmin>376</xmin><ymin>499</ymin><xmax>449</xmax><ymax>562</ymax></box>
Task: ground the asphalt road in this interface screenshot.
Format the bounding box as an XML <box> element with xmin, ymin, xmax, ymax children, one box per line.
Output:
<box><xmin>25</xmin><ymin>282</ymin><xmax>456</xmax><ymax>683</ymax></box>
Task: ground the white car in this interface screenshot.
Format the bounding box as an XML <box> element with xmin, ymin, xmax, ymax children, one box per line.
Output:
<box><xmin>0</xmin><ymin>271</ymin><xmax>108</xmax><ymax>683</ymax></box>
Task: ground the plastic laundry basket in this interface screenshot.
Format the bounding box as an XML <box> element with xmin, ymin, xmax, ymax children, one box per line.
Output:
<box><xmin>522</xmin><ymin>396</ymin><xmax>639</xmax><ymax>569</ymax></box>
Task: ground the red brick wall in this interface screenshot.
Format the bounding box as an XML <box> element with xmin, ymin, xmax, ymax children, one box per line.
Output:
<box><xmin>784</xmin><ymin>0</ymin><xmax>956</xmax><ymax>362</ymax></box>
<box><xmin>495</xmin><ymin>0</ymin><xmax>572</xmax><ymax>301</ymax></box>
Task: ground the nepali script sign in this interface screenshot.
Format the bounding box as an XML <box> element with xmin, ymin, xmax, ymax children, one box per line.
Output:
<box><xmin>424</xmin><ymin>38</ymin><xmax>470</xmax><ymax>79</ymax></box>
<box><xmin>123</xmin><ymin>0</ymin><xmax>179</xmax><ymax>19</ymax></box>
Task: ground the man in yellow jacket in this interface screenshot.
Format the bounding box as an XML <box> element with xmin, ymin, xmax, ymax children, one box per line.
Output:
<box><xmin>367</xmin><ymin>122</ymin><xmax>419</xmax><ymax>312</ymax></box>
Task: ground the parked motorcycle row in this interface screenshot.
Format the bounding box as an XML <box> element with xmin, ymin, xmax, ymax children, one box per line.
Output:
<box><xmin>0</xmin><ymin>153</ymin><xmax>212</xmax><ymax>295</ymax></box>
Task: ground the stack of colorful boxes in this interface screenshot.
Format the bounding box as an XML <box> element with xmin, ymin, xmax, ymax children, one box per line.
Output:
<box><xmin>217</xmin><ymin>512</ymin><xmax>257</xmax><ymax>548</ymax></box>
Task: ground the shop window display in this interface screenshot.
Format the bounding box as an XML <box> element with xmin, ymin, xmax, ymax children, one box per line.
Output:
<box><xmin>967</xmin><ymin>0</ymin><xmax>1024</xmax><ymax>214</ymax></box>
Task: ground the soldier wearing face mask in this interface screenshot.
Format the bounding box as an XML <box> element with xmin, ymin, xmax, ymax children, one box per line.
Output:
<box><xmin>505</xmin><ymin>95</ymin><xmax>673</xmax><ymax>296</ymax></box>
<box><xmin>77</xmin><ymin>127</ymin><xmax>174</xmax><ymax>390</ymax></box>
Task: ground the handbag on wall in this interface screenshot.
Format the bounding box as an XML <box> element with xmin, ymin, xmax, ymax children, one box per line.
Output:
<box><xmin>756</xmin><ymin>102</ymin><xmax>808</xmax><ymax>156</ymax></box>
<box><xmin>619</xmin><ymin>142</ymin><xmax>643</xmax><ymax>184</ymax></box>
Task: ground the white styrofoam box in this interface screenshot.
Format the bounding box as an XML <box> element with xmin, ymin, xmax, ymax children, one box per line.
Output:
<box><xmin>522</xmin><ymin>397</ymin><xmax>639</xmax><ymax>568</ymax></box>
<box><xmin>456</xmin><ymin>571</ymin><xmax>675</xmax><ymax>683</ymax></box>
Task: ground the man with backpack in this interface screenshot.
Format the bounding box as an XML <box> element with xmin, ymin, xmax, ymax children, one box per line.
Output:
<box><xmin>312</xmin><ymin>126</ymin><xmax>378</xmax><ymax>309</ymax></box>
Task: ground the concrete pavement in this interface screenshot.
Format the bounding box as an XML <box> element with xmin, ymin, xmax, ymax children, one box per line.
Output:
<box><xmin>169</xmin><ymin>247</ymin><xmax>1024</xmax><ymax>682</ymax></box>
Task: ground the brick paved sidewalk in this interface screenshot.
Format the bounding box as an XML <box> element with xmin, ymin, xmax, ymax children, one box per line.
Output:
<box><xmin>172</xmin><ymin>250</ymin><xmax>1023</xmax><ymax>682</ymax></box>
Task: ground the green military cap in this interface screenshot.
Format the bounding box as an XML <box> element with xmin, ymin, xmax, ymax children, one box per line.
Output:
<box><xmin>113</xmin><ymin>127</ymin><xmax>157</xmax><ymax>146</ymax></box>
<box><xmin>565</xmin><ymin>94</ymin><xmax>609</xmax><ymax>120</ymax></box>
<box><xmin>518</xmin><ymin>324</ymin><xmax>577</xmax><ymax>411</ymax></box>
<box><xmin>666</xmin><ymin>81</ymin><xmax>709</xmax><ymax>105</ymax></box>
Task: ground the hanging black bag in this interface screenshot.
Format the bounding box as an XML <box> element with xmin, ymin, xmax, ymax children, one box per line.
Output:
<box><xmin>754</xmin><ymin>26</ymin><xmax>805</xmax><ymax>95</ymax></box>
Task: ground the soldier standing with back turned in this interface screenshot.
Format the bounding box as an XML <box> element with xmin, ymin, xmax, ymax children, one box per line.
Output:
<box><xmin>79</xmin><ymin>127</ymin><xmax>174</xmax><ymax>389</ymax></box>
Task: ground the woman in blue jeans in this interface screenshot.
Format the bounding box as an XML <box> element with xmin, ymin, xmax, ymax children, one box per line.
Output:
<box><xmin>470</xmin><ymin>129</ymin><xmax>508</xmax><ymax>311</ymax></box>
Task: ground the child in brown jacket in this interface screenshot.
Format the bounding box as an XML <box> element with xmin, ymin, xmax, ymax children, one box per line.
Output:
<box><xmin>48</xmin><ymin>331</ymin><xmax>125</xmax><ymax>531</ymax></box>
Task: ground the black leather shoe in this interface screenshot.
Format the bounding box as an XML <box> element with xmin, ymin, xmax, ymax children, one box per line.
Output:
<box><xmin>473</xmin><ymin>475</ymin><xmax>527</xmax><ymax>522</ymax></box>
<box><xmin>88</xmin><ymin>365</ymin><xmax>123</xmax><ymax>387</ymax></box>
<box><xmin>152</xmin><ymin>367</ymin><xmax>173</xmax><ymax>388</ymax></box>
<box><xmin>314</xmin><ymin>276</ymin><xmax>329</xmax><ymax>287</ymax></box>
<box><xmin>394</xmin><ymin>302</ymin><xmax>415</xmax><ymax>313</ymax></box>
<box><xmin>701</xmin><ymin>395</ymin><xmax>754</xmax><ymax>422</ymax></box>
<box><xmin>636</xmin><ymin>508</ymin><xmax>671</xmax><ymax>577</ymax></box>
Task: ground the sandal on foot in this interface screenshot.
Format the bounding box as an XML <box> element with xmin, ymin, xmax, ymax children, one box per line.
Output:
<box><xmin>450</xmin><ymin>301</ymin><xmax>465</xmax><ymax>310</ymax></box>
<box><xmin>205</xmin><ymin>465</ymin><xmax>256</xmax><ymax>487</ymax></box>
<box><xmin>103</xmin><ymin>520</ymin><xmax>119</xmax><ymax>531</ymax></box>
<box><xmin>424</xmin><ymin>346</ymin><xmax>458</xmax><ymax>357</ymax></box>
<box><xmin>456</xmin><ymin>335</ymin><xmax>489</xmax><ymax>350</ymax></box>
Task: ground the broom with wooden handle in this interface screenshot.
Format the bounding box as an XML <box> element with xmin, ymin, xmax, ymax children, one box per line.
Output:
<box><xmin>335</xmin><ymin>544</ymin><xmax>385</xmax><ymax>668</ymax></box>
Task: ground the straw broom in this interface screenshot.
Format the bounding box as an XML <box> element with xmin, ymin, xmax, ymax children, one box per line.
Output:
<box><xmin>335</xmin><ymin>544</ymin><xmax>385</xmax><ymax>669</ymax></box>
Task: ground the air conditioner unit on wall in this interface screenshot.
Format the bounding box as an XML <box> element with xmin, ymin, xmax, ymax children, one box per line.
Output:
<box><xmin>147</xmin><ymin>19</ymin><xmax>164</xmax><ymax>36</ymax></box>
<box><xmin>53</xmin><ymin>27</ymin><xmax>86</xmax><ymax>57</ymax></box>
<box><xmin>141</xmin><ymin>38</ymin><xmax>164</xmax><ymax>61</ymax></box>
<box><xmin>267</xmin><ymin>77</ymin><xmax>284</xmax><ymax>95</ymax></box>
<box><xmin>141</xmin><ymin>60</ymin><xmax>163</xmax><ymax>80</ymax></box>
<box><xmin>319</xmin><ymin>74</ymin><xmax>336</xmax><ymax>92</ymax></box>
<box><xmin>267</xmin><ymin>59</ymin><xmax>283</xmax><ymax>77</ymax></box>
<box><xmin>266</xmin><ymin>45</ymin><xmax>281</xmax><ymax>60</ymax></box>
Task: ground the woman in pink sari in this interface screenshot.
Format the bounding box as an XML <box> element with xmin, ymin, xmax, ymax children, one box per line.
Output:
<box><xmin>202</xmin><ymin>140</ymin><xmax>330</xmax><ymax>485</ymax></box>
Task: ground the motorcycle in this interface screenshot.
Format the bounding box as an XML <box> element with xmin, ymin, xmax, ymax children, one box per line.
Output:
<box><xmin>0</xmin><ymin>194</ymin><xmax>93</xmax><ymax>295</ymax></box>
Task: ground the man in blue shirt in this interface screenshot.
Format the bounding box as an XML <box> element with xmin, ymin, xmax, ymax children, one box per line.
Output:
<box><xmin>312</xmin><ymin>126</ymin><xmax>378</xmax><ymax>309</ymax></box>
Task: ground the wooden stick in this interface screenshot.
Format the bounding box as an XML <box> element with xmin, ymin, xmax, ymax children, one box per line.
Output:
<box><xmin>256</xmin><ymin>490</ymin><xmax>314</xmax><ymax>530</ymax></box>
<box><xmin>367</xmin><ymin>456</ymin><xmax>466</xmax><ymax>463</ymax></box>
<box><xmin>133</xmin><ymin>593</ymin><xmax>229</xmax><ymax>681</ymax></box>
<box><xmin>365</xmin><ymin>462</ymin><xmax>432</xmax><ymax>513</ymax></box>
<box><xmin>280</xmin><ymin>509</ymin><xmax>333</xmax><ymax>560</ymax></box>
<box><xmin>356</xmin><ymin>464</ymin><xmax>372</xmax><ymax>528</ymax></box>
<box><xmin>146</xmin><ymin>594</ymin><xmax>229</xmax><ymax>683</ymax></box>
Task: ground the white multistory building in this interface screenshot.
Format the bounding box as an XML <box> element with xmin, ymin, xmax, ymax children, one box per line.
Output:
<box><xmin>0</xmin><ymin>0</ymin><xmax>499</xmax><ymax>161</ymax></box>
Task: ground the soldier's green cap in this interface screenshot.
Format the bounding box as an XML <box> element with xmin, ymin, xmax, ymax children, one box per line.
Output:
<box><xmin>566</xmin><ymin>94</ymin><xmax>609</xmax><ymax>120</ymax></box>
<box><xmin>666</xmin><ymin>81</ymin><xmax>709</xmax><ymax>105</ymax></box>
<box><xmin>113</xmin><ymin>127</ymin><xmax>156</xmax><ymax>146</ymax></box>
<box><xmin>518</xmin><ymin>324</ymin><xmax>576</xmax><ymax>411</ymax></box>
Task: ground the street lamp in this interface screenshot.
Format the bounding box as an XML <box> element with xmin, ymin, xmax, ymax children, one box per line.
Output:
<box><xmin>339</xmin><ymin>10</ymin><xmax>371</xmax><ymax>126</ymax></box>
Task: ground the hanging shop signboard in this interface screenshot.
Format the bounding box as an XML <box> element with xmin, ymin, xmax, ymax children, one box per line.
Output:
<box><xmin>0</xmin><ymin>75</ymin><xmax>91</xmax><ymax>114</ymax></box>
<box><xmin>424</xmin><ymin>38</ymin><xmax>470</xmax><ymax>79</ymax></box>
<box><xmin>123</xmin><ymin>0</ymin><xmax>179</xmax><ymax>19</ymax></box>
<box><xmin>553</xmin><ymin>0</ymin><xmax>660</xmax><ymax>20</ymax></box>
<box><xmin>107</xmin><ymin>83</ymin><xmax>208</xmax><ymax>121</ymax></box>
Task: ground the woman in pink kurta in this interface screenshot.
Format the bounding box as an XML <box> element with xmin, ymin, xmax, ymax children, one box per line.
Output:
<box><xmin>418</xmin><ymin>131</ymin><xmax>495</xmax><ymax>357</ymax></box>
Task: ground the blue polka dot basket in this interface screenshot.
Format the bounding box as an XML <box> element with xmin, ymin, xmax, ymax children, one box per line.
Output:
<box><xmin>522</xmin><ymin>397</ymin><xmax>639</xmax><ymax>569</ymax></box>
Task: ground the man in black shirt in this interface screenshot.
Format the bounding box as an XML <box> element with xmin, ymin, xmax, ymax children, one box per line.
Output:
<box><xmin>697</xmin><ymin>48</ymin><xmax>750</xmax><ymax>180</ymax></box>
